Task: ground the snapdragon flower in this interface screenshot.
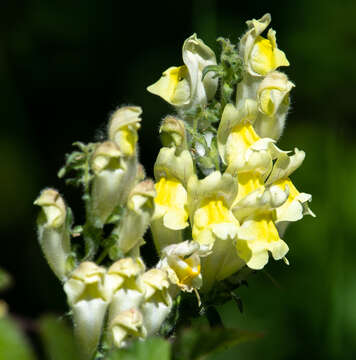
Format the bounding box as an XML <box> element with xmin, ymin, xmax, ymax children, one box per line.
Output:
<box><xmin>34</xmin><ymin>189</ymin><xmax>71</xmax><ymax>281</ymax></box>
<box><xmin>151</xmin><ymin>147</ymin><xmax>194</xmax><ymax>252</ymax></box>
<box><xmin>158</xmin><ymin>240</ymin><xmax>209</xmax><ymax>293</ymax></box>
<box><xmin>147</xmin><ymin>34</ymin><xmax>218</xmax><ymax>109</ymax></box>
<box><xmin>239</xmin><ymin>13</ymin><xmax>289</xmax><ymax>77</ymax></box>
<box><xmin>63</xmin><ymin>262</ymin><xmax>109</xmax><ymax>359</ymax></box>
<box><xmin>188</xmin><ymin>172</ymin><xmax>244</xmax><ymax>291</ymax></box>
<box><xmin>140</xmin><ymin>269</ymin><xmax>172</xmax><ymax>336</ymax></box>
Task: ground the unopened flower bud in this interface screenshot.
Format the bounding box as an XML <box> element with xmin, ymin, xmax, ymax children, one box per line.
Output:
<box><xmin>141</xmin><ymin>269</ymin><xmax>172</xmax><ymax>336</ymax></box>
<box><xmin>254</xmin><ymin>71</ymin><xmax>295</xmax><ymax>140</ymax></box>
<box><xmin>109</xmin><ymin>308</ymin><xmax>146</xmax><ymax>348</ymax></box>
<box><xmin>105</xmin><ymin>258</ymin><xmax>145</xmax><ymax>323</ymax></box>
<box><xmin>114</xmin><ymin>180</ymin><xmax>155</xmax><ymax>254</ymax></box>
<box><xmin>63</xmin><ymin>262</ymin><xmax>109</xmax><ymax>359</ymax></box>
<box><xmin>34</xmin><ymin>189</ymin><xmax>71</xmax><ymax>281</ymax></box>
<box><xmin>160</xmin><ymin>116</ymin><xmax>187</xmax><ymax>152</ymax></box>
<box><xmin>108</xmin><ymin>106</ymin><xmax>142</xmax><ymax>157</ymax></box>
<box><xmin>90</xmin><ymin>141</ymin><xmax>137</xmax><ymax>226</ymax></box>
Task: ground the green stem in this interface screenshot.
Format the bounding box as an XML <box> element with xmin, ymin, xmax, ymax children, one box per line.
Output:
<box><xmin>96</xmin><ymin>247</ymin><xmax>109</xmax><ymax>265</ymax></box>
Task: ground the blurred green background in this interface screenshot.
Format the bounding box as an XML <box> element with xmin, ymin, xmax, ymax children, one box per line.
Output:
<box><xmin>0</xmin><ymin>0</ymin><xmax>355</xmax><ymax>358</ymax></box>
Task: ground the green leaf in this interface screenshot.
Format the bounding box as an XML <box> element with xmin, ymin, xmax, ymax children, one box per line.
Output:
<box><xmin>173</xmin><ymin>325</ymin><xmax>262</xmax><ymax>360</ymax></box>
<box><xmin>106</xmin><ymin>337</ymin><xmax>171</xmax><ymax>360</ymax></box>
<box><xmin>38</xmin><ymin>315</ymin><xmax>80</xmax><ymax>360</ymax></box>
<box><xmin>0</xmin><ymin>316</ymin><xmax>36</xmax><ymax>360</ymax></box>
<box><xmin>0</xmin><ymin>268</ymin><xmax>12</xmax><ymax>292</ymax></box>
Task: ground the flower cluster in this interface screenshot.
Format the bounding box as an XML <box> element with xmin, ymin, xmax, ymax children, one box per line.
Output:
<box><xmin>34</xmin><ymin>13</ymin><xmax>314</xmax><ymax>359</ymax></box>
<box><xmin>34</xmin><ymin>107</ymin><xmax>206</xmax><ymax>358</ymax></box>
<box><xmin>148</xmin><ymin>13</ymin><xmax>314</xmax><ymax>292</ymax></box>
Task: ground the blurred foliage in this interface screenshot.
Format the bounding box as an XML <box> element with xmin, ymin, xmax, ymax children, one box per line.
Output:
<box><xmin>0</xmin><ymin>317</ymin><xmax>36</xmax><ymax>360</ymax></box>
<box><xmin>0</xmin><ymin>268</ymin><xmax>12</xmax><ymax>292</ymax></box>
<box><xmin>0</xmin><ymin>0</ymin><xmax>355</xmax><ymax>359</ymax></box>
<box><xmin>107</xmin><ymin>337</ymin><xmax>171</xmax><ymax>360</ymax></box>
<box><xmin>173</xmin><ymin>325</ymin><xmax>262</xmax><ymax>360</ymax></box>
<box><xmin>38</xmin><ymin>315</ymin><xmax>80</xmax><ymax>360</ymax></box>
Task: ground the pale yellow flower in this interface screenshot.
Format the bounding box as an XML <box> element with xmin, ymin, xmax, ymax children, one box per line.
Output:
<box><xmin>158</xmin><ymin>241</ymin><xmax>209</xmax><ymax>292</ymax></box>
<box><xmin>236</xmin><ymin>210</ymin><xmax>289</xmax><ymax>270</ymax></box>
<box><xmin>188</xmin><ymin>172</ymin><xmax>244</xmax><ymax>291</ymax></box>
<box><xmin>151</xmin><ymin>147</ymin><xmax>194</xmax><ymax>252</ymax></box>
<box><xmin>239</xmin><ymin>13</ymin><xmax>289</xmax><ymax>76</ymax></box>
<box><xmin>147</xmin><ymin>34</ymin><xmax>217</xmax><ymax>108</ymax></box>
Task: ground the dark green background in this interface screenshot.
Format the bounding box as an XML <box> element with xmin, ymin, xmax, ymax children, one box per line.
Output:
<box><xmin>1</xmin><ymin>0</ymin><xmax>355</xmax><ymax>358</ymax></box>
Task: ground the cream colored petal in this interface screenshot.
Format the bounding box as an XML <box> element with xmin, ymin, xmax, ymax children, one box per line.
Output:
<box><xmin>217</xmin><ymin>102</ymin><xmax>258</xmax><ymax>165</ymax></box>
<box><xmin>147</xmin><ymin>66</ymin><xmax>191</xmax><ymax>106</ymax></box>
<box><xmin>188</xmin><ymin>171</ymin><xmax>238</xmax><ymax>216</ymax></box>
<box><xmin>266</xmin><ymin>148</ymin><xmax>305</xmax><ymax>185</ymax></box>
<box><xmin>182</xmin><ymin>33</ymin><xmax>218</xmax><ymax>104</ymax></box>
<box><xmin>154</xmin><ymin>147</ymin><xmax>194</xmax><ymax>186</ymax></box>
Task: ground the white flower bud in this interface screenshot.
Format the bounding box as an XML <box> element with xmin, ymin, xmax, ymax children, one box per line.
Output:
<box><xmin>105</xmin><ymin>258</ymin><xmax>145</xmax><ymax>324</ymax></box>
<box><xmin>254</xmin><ymin>71</ymin><xmax>295</xmax><ymax>140</ymax></box>
<box><xmin>140</xmin><ymin>269</ymin><xmax>172</xmax><ymax>336</ymax></box>
<box><xmin>90</xmin><ymin>141</ymin><xmax>137</xmax><ymax>226</ymax></box>
<box><xmin>109</xmin><ymin>308</ymin><xmax>146</xmax><ymax>348</ymax></box>
<box><xmin>114</xmin><ymin>180</ymin><xmax>155</xmax><ymax>254</ymax></box>
<box><xmin>34</xmin><ymin>189</ymin><xmax>71</xmax><ymax>281</ymax></box>
<box><xmin>108</xmin><ymin>106</ymin><xmax>142</xmax><ymax>157</ymax></box>
<box><xmin>63</xmin><ymin>262</ymin><xmax>109</xmax><ymax>359</ymax></box>
<box><xmin>159</xmin><ymin>115</ymin><xmax>187</xmax><ymax>152</ymax></box>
